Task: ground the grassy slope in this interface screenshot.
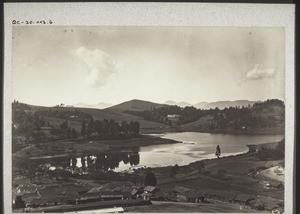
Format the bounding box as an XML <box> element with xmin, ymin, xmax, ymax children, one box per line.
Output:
<box><xmin>152</xmin><ymin>149</ymin><xmax>284</xmax><ymax>211</ymax></box>
<box><xmin>181</xmin><ymin>105</ymin><xmax>284</xmax><ymax>134</ymax></box>
<box><xmin>29</xmin><ymin>105</ymin><xmax>169</xmax><ymax>132</ymax></box>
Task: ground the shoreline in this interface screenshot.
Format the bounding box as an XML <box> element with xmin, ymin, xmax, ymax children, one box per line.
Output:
<box><xmin>149</xmin><ymin>140</ymin><xmax>284</xmax><ymax>212</ymax></box>
<box><xmin>152</xmin><ymin>144</ymin><xmax>254</xmax><ymax>172</ymax></box>
<box><xmin>13</xmin><ymin>135</ymin><xmax>180</xmax><ymax>160</ymax></box>
<box><xmin>141</xmin><ymin>127</ymin><xmax>284</xmax><ymax>136</ymax></box>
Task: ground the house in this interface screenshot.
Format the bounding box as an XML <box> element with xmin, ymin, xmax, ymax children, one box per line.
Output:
<box><xmin>87</xmin><ymin>182</ymin><xmax>134</xmax><ymax>201</ymax></box>
<box><xmin>140</xmin><ymin>186</ymin><xmax>160</xmax><ymax>200</ymax></box>
<box><xmin>99</xmin><ymin>191</ymin><xmax>132</xmax><ymax>200</ymax></box>
<box><xmin>23</xmin><ymin>195</ymin><xmax>66</xmax><ymax>208</ymax></box>
<box><xmin>76</xmin><ymin>193</ymin><xmax>101</xmax><ymax>204</ymax></box>
<box><xmin>170</xmin><ymin>186</ymin><xmax>206</xmax><ymax>203</ymax></box>
<box><xmin>205</xmin><ymin>189</ymin><xmax>237</xmax><ymax>202</ymax></box>
<box><xmin>167</xmin><ymin>115</ymin><xmax>181</xmax><ymax>125</ymax></box>
<box><xmin>143</xmin><ymin>186</ymin><xmax>157</xmax><ymax>193</ymax></box>
<box><xmin>14</xmin><ymin>184</ymin><xmax>38</xmax><ymax>195</ymax></box>
<box><xmin>233</xmin><ymin>194</ymin><xmax>255</xmax><ymax>205</ymax></box>
<box><xmin>13</xmin><ymin>183</ymin><xmax>39</xmax><ymax>207</ymax></box>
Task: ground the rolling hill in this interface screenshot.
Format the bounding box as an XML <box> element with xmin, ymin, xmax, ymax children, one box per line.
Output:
<box><xmin>107</xmin><ymin>99</ymin><xmax>169</xmax><ymax>112</ymax></box>
<box><xmin>28</xmin><ymin>104</ymin><xmax>169</xmax><ymax>133</ymax></box>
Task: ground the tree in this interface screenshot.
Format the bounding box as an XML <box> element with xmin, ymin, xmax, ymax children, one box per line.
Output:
<box><xmin>131</xmin><ymin>121</ymin><xmax>140</xmax><ymax>134</ymax></box>
<box><xmin>144</xmin><ymin>168</ymin><xmax>157</xmax><ymax>186</ymax></box>
<box><xmin>86</xmin><ymin>118</ymin><xmax>95</xmax><ymax>138</ymax></box>
<box><xmin>66</xmin><ymin>127</ymin><xmax>71</xmax><ymax>139</ymax></box>
<box><xmin>81</xmin><ymin>120</ymin><xmax>86</xmax><ymax>136</ymax></box>
<box><xmin>121</xmin><ymin>121</ymin><xmax>129</xmax><ymax>134</ymax></box>
<box><xmin>109</xmin><ymin>119</ymin><xmax>117</xmax><ymax>135</ymax></box>
<box><xmin>71</xmin><ymin>128</ymin><xmax>77</xmax><ymax>139</ymax></box>
<box><xmin>102</xmin><ymin>119</ymin><xmax>109</xmax><ymax>135</ymax></box>
<box><xmin>94</xmin><ymin>120</ymin><xmax>102</xmax><ymax>134</ymax></box>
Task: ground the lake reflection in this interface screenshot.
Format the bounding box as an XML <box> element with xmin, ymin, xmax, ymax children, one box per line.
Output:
<box><xmin>37</xmin><ymin>152</ymin><xmax>141</xmax><ymax>174</ymax></box>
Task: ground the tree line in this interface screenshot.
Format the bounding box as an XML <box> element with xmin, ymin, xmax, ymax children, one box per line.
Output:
<box><xmin>124</xmin><ymin>99</ymin><xmax>285</xmax><ymax>130</ymax></box>
<box><xmin>12</xmin><ymin>101</ymin><xmax>141</xmax><ymax>143</ymax></box>
<box><xmin>80</xmin><ymin>118</ymin><xmax>140</xmax><ymax>140</ymax></box>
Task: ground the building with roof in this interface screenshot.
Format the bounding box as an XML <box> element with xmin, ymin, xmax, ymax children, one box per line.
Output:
<box><xmin>167</xmin><ymin>115</ymin><xmax>181</xmax><ymax>125</ymax></box>
<box><xmin>233</xmin><ymin>194</ymin><xmax>255</xmax><ymax>205</ymax></box>
<box><xmin>170</xmin><ymin>185</ymin><xmax>206</xmax><ymax>203</ymax></box>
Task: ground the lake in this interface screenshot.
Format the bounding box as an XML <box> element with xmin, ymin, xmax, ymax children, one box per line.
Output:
<box><xmin>35</xmin><ymin>132</ymin><xmax>283</xmax><ymax>173</ymax></box>
<box><xmin>134</xmin><ymin>132</ymin><xmax>284</xmax><ymax>170</ymax></box>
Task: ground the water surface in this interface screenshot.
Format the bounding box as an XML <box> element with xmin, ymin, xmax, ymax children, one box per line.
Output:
<box><xmin>33</xmin><ymin>132</ymin><xmax>284</xmax><ymax>173</ymax></box>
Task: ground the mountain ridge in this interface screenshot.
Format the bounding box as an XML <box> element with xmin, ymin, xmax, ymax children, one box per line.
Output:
<box><xmin>73</xmin><ymin>102</ymin><xmax>113</xmax><ymax>109</ymax></box>
<box><xmin>163</xmin><ymin>100</ymin><xmax>261</xmax><ymax>109</ymax></box>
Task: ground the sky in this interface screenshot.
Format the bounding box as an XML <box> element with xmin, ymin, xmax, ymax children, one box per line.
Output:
<box><xmin>12</xmin><ymin>26</ymin><xmax>285</xmax><ymax>106</ymax></box>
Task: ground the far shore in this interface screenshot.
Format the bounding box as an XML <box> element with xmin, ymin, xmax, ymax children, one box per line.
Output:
<box><xmin>140</xmin><ymin>126</ymin><xmax>285</xmax><ymax>136</ymax></box>
<box><xmin>12</xmin><ymin>135</ymin><xmax>180</xmax><ymax>160</ymax></box>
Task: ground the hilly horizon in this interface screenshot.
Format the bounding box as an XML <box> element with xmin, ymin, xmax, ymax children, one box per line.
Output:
<box><xmin>15</xmin><ymin>97</ymin><xmax>284</xmax><ymax>135</ymax></box>
<box><xmin>73</xmin><ymin>102</ymin><xmax>113</xmax><ymax>109</ymax></box>
<box><xmin>165</xmin><ymin>100</ymin><xmax>261</xmax><ymax>109</ymax></box>
<box><xmin>20</xmin><ymin>99</ymin><xmax>265</xmax><ymax>112</ymax></box>
<box><xmin>194</xmin><ymin>100</ymin><xmax>261</xmax><ymax>110</ymax></box>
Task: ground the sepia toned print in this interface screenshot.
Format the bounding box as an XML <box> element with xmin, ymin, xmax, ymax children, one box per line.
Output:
<box><xmin>12</xmin><ymin>26</ymin><xmax>285</xmax><ymax>213</ymax></box>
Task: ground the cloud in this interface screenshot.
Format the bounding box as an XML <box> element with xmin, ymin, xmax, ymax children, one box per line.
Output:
<box><xmin>246</xmin><ymin>64</ymin><xmax>276</xmax><ymax>80</ymax></box>
<box><xmin>73</xmin><ymin>47</ymin><xmax>118</xmax><ymax>87</ymax></box>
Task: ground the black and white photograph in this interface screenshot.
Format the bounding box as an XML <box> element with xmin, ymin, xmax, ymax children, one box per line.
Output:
<box><xmin>3</xmin><ymin>3</ymin><xmax>295</xmax><ymax>214</ymax></box>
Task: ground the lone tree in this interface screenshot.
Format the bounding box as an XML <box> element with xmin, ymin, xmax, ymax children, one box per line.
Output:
<box><xmin>144</xmin><ymin>168</ymin><xmax>157</xmax><ymax>186</ymax></box>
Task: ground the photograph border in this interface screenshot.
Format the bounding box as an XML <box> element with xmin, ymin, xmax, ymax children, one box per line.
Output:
<box><xmin>3</xmin><ymin>2</ymin><xmax>295</xmax><ymax>213</ymax></box>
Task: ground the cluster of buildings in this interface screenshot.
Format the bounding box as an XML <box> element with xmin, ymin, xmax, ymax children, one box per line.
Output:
<box><xmin>13</xmin><ymin>181</ymin><xmax>283</xmax><ymax>213</ymax></box>
<box><xmin>13</xmin><ymin>182</ymin><xmax>159</xmax><ymax>213</ymax></box>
